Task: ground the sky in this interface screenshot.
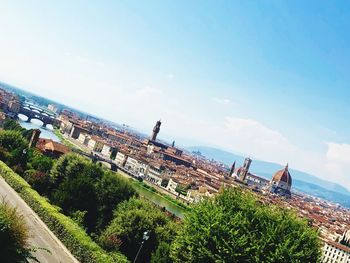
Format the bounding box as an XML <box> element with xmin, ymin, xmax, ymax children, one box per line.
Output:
<box><xmin>1</xmin><ymin>0</ymin><xmax>350</xmax><ymax>189</ymax></box>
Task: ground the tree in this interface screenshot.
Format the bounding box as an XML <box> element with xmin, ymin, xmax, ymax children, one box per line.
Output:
<box><xmin>50</xmin><ymin>153</ymin><xmax>104</xmax><ymax>188</ymax></box>
<box><xmin>51</xmin><ymin>173</ymin><xmax>98</xmax><ymax>232</ymax></box>
<box><xmin>100</xmin><ymin>198</ymin><xmax>178</xmax><ymax>262</ymax></box>
<box><xmin>0</xmin><ymin>130</ymin><xmax>27</xmax><ymax>152</ymax></box>
<box><xmin>49</xmin><ymin>153</ymin><xmax>107</xmax><ymax>232</ymax></box>
<box><xmin>24</xmin><ymin>169</ymin><xmax>51</xmax><ymax>195</ymax></box>
<box><xmin>3</xmin><ymin>119</ymin><xmax>25</xmax><ymax>132</ymax></box>
<box><xmin>151</xmin><ymin>220</ymin><xmax>180</xmax><ymax>263</ymax></box>
<box><xmin>0</xmin><ymin>130</ymin><xmax>28</xmax><ymax>170</ymax></box>
<box><xmin>110</xmin><ymin>148</ymin><xmax>118</xmax><ymax>160</ymax></box>
<box><xmin>28</xmin><ymin>149</ymin><xmax>54</xmax><ymax>173</ymax></box>
<box><xmin>0</xmin><ymin>199</ymin><xmax>34</xmax><ymax>263</ymax></box>
<box><xmin>50</xmin><ymin>153</ymin><xmax>140</xmax><ymax>233</ymax></box>
<box><xmin>170</xmin><ymin>188</ymin><xmax>321</xmax><ymax>263</ymax></box>
<box><xmin>2</xmin><ymin>119</ymin><xmax>33</xmax><ymax>141</ymax></box>
<box><xmin>95</xmin><ymin>171</ymin><xmax>137</xmax><ymax>232</ymax></box>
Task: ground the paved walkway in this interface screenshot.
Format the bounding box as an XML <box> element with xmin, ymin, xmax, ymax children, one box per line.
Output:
<box><xmin>0</xmin><ymin>177</ymin><xmax>79</xmax><ymax>263</ymax></box>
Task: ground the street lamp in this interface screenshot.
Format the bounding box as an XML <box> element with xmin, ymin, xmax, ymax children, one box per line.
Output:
<box><xmin>133</xmin><ymin>231</ymin><xmax>150</xmax><ymax>263</ymax></box>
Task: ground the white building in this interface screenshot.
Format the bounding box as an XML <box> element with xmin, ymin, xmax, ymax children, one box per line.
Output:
<box><xmin>322</xmin><ymin>239</ymin><xmax>350</xmax><ymax>263</ymax></box>
<box><xmin>166</xmin><ymin>178</ymin><xmax>179</xmax><ymax>195</ymax></box>
<box><xmin>125</xmin><ymin>156</ymin><xmax>139</xmax><ymax>173</ymax></box>
<box><xmin>144</xmin><ymin>164</ymin><xmax>164</xmax><ymax>186</ymax></box>
<box><xmin>101</xmin><ymin>144</ymin><xmax>111</xmax><ymax>158</ymax></box>
<box><xmin>147</xmin><ymin>144</ymin><xmax>155</xmax><ymax>155</ymax></box>
<box><xmin>138</xmin><ymin>163</ymin><xmax>148</xmax><ymax>176</ymax></box>
<box><xmin>87</xmin><ymin>137</ymin><xmax>104</xmax><ymax>152</ymax></box>
<box><xmin>48</xmin><ymin>104</ymin><xmax>58</xmax><ymax>113</ymax></box>
<box><xmin>59</xmin><ymin>117</ymin><xmax>73</xmax><ymax>134</ymax></box>
<box><xmin>78</xmin><ymin>133</ymin><xmax>90</xmax><ymax>145</ymax></box>
<box><xmin>115</xmin><ymin>152</ymin><xmax>126</xmax><ymax>166</ymax></box>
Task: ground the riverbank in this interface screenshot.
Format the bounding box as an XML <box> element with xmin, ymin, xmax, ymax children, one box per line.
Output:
<box><xmin>113</xmin><ymin>169</ymin><xmax>189</xmax><ymax>218</ymax></box>
<box><xmin>52</xmin><ymin>128</ymin><xmax>189</xmax><ymax>218</ymax></box>
<box><xmin>53</xmin><ymin>129</ymin><xmax>80</xmax><ymax>150</ymax></box>
<box><xmin>132</xmin><ymin>180</ymin><xmax>190</xmax><ymax>210</ymax></box>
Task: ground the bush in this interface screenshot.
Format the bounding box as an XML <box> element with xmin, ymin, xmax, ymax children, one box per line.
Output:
<box><xmin>95</xmin><ymin>172</ymin><xmax>137</xmax><ymax>232</ymax></box>
<box><xmin>49</xmin><ymin>154</ymin><xmax>136</xmax><ymax>233</ymax></box>
<box><xmin>0</xmin><ymin>130</ymin><xmax>27</xmax><ymax>152</ymax></box>
<box><xmin>0</xmin><ymin>198</ymin><xmax>32</xmax><ymax>263</ymax></box>
<box><xmin>23</xmin><ymin>169</ymin><xmax>51</xmax><ymax>195</ymax></box>
<box><xmin>0</xmin><ymin>160</ymin><xmax>128</xmax><ymax>263</ymax></box>
<box><xmin>100</xmin><ymin>198</ymin><xmax>179</xmax><ymax>262</ymax></box>
<box><xmin>170</xmin><ymin>187</ymin><xmax>321</xmax><ymax>263</ymax></box>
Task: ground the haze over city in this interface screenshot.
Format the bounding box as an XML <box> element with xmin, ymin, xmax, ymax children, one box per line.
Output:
<box><xmin>1</xmin><ymin>1</ymin><xmax>350</xmax><ymax>190</ymax></box>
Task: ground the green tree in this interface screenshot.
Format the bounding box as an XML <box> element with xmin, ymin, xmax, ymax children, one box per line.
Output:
<box><xmin>50</xmin><ymin>153</ymin><xmax>103</xmax><ymax>188</ymax></box>
<box><xmin>3</xmin><ymin>119</ymin><xmax>25</xmax><ymax>132</ymax></box>
<box><xmin>0</xmin><ymin>199</ymin><xmax>33</xmax><ymax>263</ymax></box>
<box><xmin>151</xmin><ymin>220</ymin><xmax>180</xmax><ymax>263</ymax></box>
<box><xmin>50</xmin><ymin>153</ymin><xmax>141</xmax><ymax>233</ymax></box>
<box><xmin>51</xmin><ymin>173</ymin><xmax>98</xmax><ymax>232</ymax></box>
<box><xmin>100</xmin><ymin>198</ymin><xmax>178</xmax><ymax>262</ymax></box>
<box><xmin>151</xmin><ymin>242</ymin><xmax>173</xmax><ymax>263</ymax></box>
<box><xmin>0</xmin><ymin>130</ymin><xmax>27</xmax><ymax>152</ymax></box>
<box><xmin>24</xmin><ymin>169</ymin><xmax>51</xmax><ymax>195</ymax></box>
<box><xmin>0</xmin><ymin>130</ymin><xmax>28</xmax><ymax>171</ymax></box>
<box><xmin>2</xmin><ymin>119</ymin><xmax>33</xmax><ymax>140</ymax></box>
<box><xmin>170</xmin><ymin>188</ymin><xmax>321</xmax><ymax>263</ymax></box>
<box><xmin>95</xmin><ymin>171</ymin><xmax>137</xmax><ymax>232</ymax></box>
<box><xmin>28</xmin><ymin>149</ymin><xmax>54</xmax><ymax>173</ymax></box>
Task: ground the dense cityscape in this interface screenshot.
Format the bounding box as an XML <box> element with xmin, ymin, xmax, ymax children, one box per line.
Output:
<box><xmin>0</xmin><ymin>84</ymin><xmax>349</xmax><ymax>262</ymax></box>
<box><xmin>2</xmin><ymin>1</ymin><xmax>350</xmax><ymax>262</ymax></box>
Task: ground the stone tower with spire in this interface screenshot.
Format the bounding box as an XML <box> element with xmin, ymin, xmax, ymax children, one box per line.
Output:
<box><xmin>229</xmin><ymin>161</ymin><xmax>236</xmax><ymax>177</ymax></box>
<box><xmin>151</xmin><ymin>120</ymin><xmax>161</xmax><ymax>141</ymax></box>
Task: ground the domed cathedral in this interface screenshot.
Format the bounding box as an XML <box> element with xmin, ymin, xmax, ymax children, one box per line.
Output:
<box><xmin>269</xmin><ymin>164</ymin><xmax>292</xmax><ymax>198</ymax></box>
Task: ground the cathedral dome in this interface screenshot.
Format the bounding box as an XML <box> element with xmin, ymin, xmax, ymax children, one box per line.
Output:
<box><xmin>271</xmin><ymin>164</ymin><xmax>292</xmax><ymax>187</ymax></box>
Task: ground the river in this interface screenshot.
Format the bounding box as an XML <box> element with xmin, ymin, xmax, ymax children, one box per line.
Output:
<box><xmin>18</xmin><ymin>114</ymin><xmax>60</xmax><ymax>142</ymax></box>
<box><xmin>132</xmin><ymin>183</ymin><xmax>187</xmax><ymax>219</ymax></box>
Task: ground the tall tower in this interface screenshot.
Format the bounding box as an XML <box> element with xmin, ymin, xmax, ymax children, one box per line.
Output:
<box><xmin>238</xmin><ymin>157</ymin><xmax>252</xmax><ymax>182</ymax></box>
<box><xmin>229</xmin><ymin>161</ymin><xmax>236</xmax><ymax>177</ymax></box>
<box><xmin>151</xmin><ymin>120</ymin><xmax>161</xmax><ymax>141</ymax></box>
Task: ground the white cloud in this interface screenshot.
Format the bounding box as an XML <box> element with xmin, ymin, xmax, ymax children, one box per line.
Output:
<box><xmin>325</xmin><ymin>143</ymin><xmax>350</xmax><ymax>189</ymax></box>
<box><xmin>220</xmin><ymin>117</ymin><xmax>297</xmax><ymax>163</ymax></box>
<box><xmin>134</xmin><ymin>86</ymin><xmax>162</xmax><ymax>97</ymax></box>
<box><xmin>164</xmin><ymin>113</ymin><xmax>333</xmax><ymax>186</ymax></box>
<box><xmin>213</xmin><ymin>97</ymin><xmax>231</xmax><ymax>105</ymax></box>
<box><xmin>326</xmin><ymin>143</ymin><xmax>350</xmax><ymax>164</ymax></box>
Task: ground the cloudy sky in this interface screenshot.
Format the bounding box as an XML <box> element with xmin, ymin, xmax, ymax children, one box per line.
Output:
<box><xmin>1</xmin><ymin>0</ymin><xmax>350</xmax><ymax>189</ymax></box>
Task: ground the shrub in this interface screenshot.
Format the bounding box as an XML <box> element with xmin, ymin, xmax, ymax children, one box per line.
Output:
<box><xmin>170</xmin><ymin>187</ymin><xmax>321</xmax><ymax>263</ymax></box>
<box><xmin>100</xmin><ymin>198</ymin><xmax>179</xmax><ymax>262</ymax></box>
<box><xmin>0</xmin><ymin>198</ymin><xmax>32</xmax><ymax>263</ymax></box>
<box><xmin>0</xmin><ymin>161</ymin><xmax>128</xmax><ymax>263</ymax></box>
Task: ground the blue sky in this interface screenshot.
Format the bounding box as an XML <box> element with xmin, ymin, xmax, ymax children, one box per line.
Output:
<box><xmin>1</xmin><ymin>0</ymin><xmax>350</xmax><ymax>189</ymax></box>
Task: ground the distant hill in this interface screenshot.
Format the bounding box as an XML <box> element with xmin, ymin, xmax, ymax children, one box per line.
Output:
<box><xmin>188</xmin><ymin>146</ymin><xmax>350</xmax><ymax>208</ymax></box>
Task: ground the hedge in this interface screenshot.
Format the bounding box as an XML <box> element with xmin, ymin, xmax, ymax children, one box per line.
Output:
<box><xmin>0</xmin><ymin>161</ymin><xmax>128</xmax><ymax>263</ymax></box>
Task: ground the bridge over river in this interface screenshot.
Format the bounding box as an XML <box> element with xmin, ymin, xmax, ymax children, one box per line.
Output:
<box><xmin>18</xmin><ymin>102</ymin><xmax>60</xmax><ymax>127</ymax></box>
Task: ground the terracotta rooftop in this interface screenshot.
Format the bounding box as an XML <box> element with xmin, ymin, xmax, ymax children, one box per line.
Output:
<box><xmin>37</xmin><ymin>138</ymin><xmax>70</xmax><ymax>155</ymax></box>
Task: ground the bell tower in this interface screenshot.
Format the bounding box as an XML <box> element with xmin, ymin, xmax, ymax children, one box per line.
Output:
<box><xmin>238</xmin><ymin>157</ymin><xmax>252</xmax><ymax>182</ymax></box>
<box><xmin>229</xmin><ymin>161</ymin><xmax>236</xmax><ymax>177</ymax></box>
<box><xmin>151</xmin><ymin>120</ymin><xmax>161</xmax><ymax>141</ymax></box>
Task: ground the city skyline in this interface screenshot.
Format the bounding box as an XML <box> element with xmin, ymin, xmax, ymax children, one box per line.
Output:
<box><xmin>1</xmin><ymin>1</ymin><xmax>350</xmax><ymax>190</ymax></box>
